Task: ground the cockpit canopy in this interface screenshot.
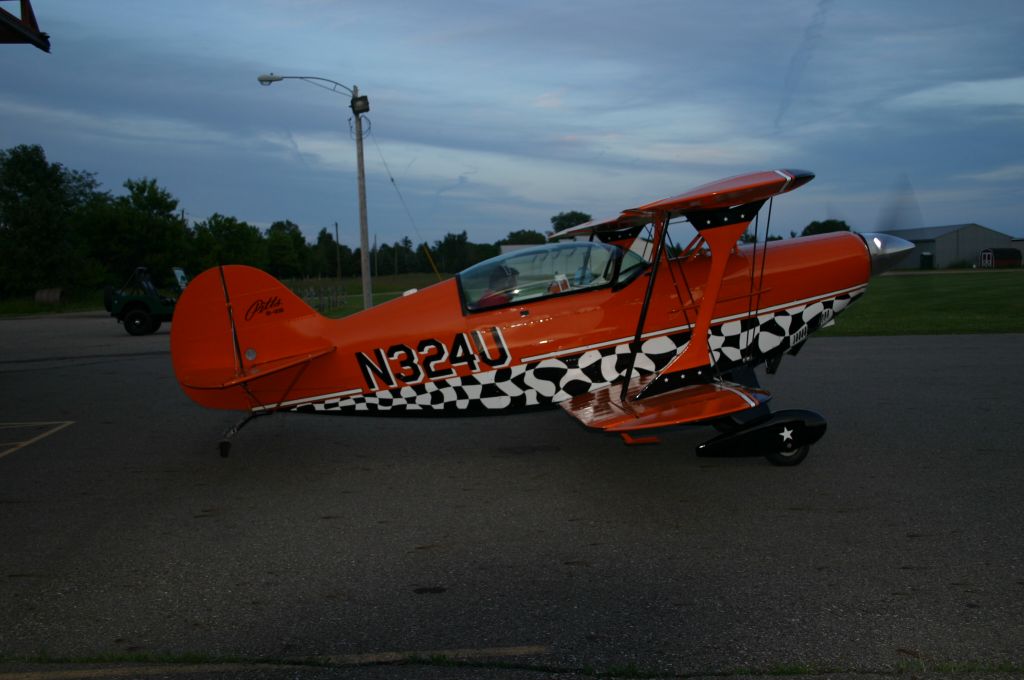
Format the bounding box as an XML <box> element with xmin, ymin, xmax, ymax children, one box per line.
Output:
<box><xmin>458</xmin><ymin>241</ymin><xmax>646</xmax><ymax>312</ymax></box>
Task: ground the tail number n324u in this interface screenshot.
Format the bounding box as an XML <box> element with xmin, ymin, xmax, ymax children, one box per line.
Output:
<box><xmin>356</xmin><ymin>327</ymin><xmax>510</xmax><ymax>391</ymax></box>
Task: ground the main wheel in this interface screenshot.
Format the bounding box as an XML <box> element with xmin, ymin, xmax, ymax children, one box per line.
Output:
<box><xmin>765</xmin><ymin>444</ymin><xmax>809</xmax><ymax>467</ymax></box>
<box><xmin>124</xmin><ymin>308</ymin><xmax>153</xmax><ymax>336</ymax></box>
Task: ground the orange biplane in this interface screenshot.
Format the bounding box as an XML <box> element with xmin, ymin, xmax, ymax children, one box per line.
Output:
<box><xmin>171</xmin><ymin>170</ymin><xmax>912</xmax><ymax>463</ymax></box>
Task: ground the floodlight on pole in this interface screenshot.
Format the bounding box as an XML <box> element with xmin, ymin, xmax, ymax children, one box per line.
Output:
<box><xmin>256</xmin><ymin>72</ymin><xmax>373</xmax><ymax>310</ymax></box>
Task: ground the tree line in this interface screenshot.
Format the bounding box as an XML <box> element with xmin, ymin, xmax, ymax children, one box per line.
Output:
<box><xmin>0</xmin><ymin>145</ymin><xmax>557</xmax><ymax>298</ymax></box>
<box><xmin>0</xmin><ymin>144</ymin><xmax>848</xmax><ymax>298</ymax></box>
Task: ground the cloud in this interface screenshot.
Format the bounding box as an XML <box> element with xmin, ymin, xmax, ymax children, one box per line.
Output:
<box><xmin>5</xmin><ymin>0</ymin><xmax>1023</xmax><ymax>241</ymax></box>
<box><xmin>886</xmin><ymin>76</ymin><xmax>1024</xmax><ymax>111</ymax></box>
<box><xmin>957</xmin><ymin>163</ymin><xmax>1024</xmax><ymax>183</ymax></box>
<box><xmin>0</xmin><ymin>99</ymin><xmax>246</xmax><ymax>151</ymax></box>
<box><xmin>533</xmin><ymin>89</ymin><xmax>567</xmax><ymax>110</ymax></box>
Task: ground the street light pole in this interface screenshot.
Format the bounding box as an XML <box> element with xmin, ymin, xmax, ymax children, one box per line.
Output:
<box><xmin>257</xmin><ymin>72</ymin><xmax>373</xmax><ymax>309</ymax></box>
<box><xmin>351</xmin><ymin>85</ymin><xmax>372</xmax><ymax>309</ymax></box>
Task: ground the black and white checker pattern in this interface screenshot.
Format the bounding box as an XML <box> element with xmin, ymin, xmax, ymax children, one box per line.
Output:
<box><xmin>288</xmin><ymin>289</ymin><xmax>863</xmax><ymax>416</ymax></box>
<box><xmin>709</xmin><ymin>290</ymin><xmax>861</xmax><ymax>364</ymax></box>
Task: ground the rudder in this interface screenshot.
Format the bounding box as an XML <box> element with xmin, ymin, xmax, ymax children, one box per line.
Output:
<box><xmin>171</xmin><ymin>265</ymin><xmax>334</xmax><ymax>411</ymax></box>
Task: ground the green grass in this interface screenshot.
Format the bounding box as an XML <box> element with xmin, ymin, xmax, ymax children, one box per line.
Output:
<box><xmin>822</xmin><ymin>270</ymin><xmax>1024</xmax><ymax>335</ymax></box>
<box><xmin>321</xmin><ymin>270</ymin><xmax>1024</xmax><ymax>335</ymax></box>
<box><xmin>3</xmin><ymin>270</ymin><xmax>1022</xmax><ymax>337</ymax></box>
<box><xmin>281</xmin><ymin>272</ymin><xmax>449</xmax><ymax>317</ymax></box>
<box><xmin>0</xmin><ymin>290</ymin><xmax>105</xmax><ymax>316</ymax></box>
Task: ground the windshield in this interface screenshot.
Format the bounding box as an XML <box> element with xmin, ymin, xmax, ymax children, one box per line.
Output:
<box><xmin>459</xmin><ymin>241</ymin><xmax>643</xmax><ymax>311</ymax></box>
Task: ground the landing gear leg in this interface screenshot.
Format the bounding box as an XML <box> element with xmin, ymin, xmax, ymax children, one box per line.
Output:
<box><xmin>697</xmin><ymin>409</ymin><xmax>826</xmax><ymax>466</ymax></box>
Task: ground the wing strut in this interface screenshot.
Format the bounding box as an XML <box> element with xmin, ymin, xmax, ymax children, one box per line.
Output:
<box><xmin>618</xmin><ymin>211</ymin><xmax>666</xmax><ymax>402</ymax></box>
<box><xmin>636</xmin><ymin>200</ymin><xmax>765</xmax><ymax>400</ymax></box>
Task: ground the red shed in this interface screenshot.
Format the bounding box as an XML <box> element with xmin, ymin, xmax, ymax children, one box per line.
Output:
<box><xmin>980</xmin><ymin>248</ymin><xmax>1022</xmax><ymax>268</ymax></box>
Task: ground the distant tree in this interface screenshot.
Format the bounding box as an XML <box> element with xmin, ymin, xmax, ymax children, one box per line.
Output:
<box><xmin>191</xmin><ymin>213</ymin><xmax>266</xmax><ymax>270</ymax></box>
<box><xmin>79</xmin><ymin>177</ymin><xmax>190</xmax><ymax>284</ymax></box>
<box><xmin>122</xmin><ymin>177</ymin><xmax>179</xmax><ymax>217</ymax></box>
<box><xmin>431</xmin><ymin>231</ymin><xmax>499</xmax><ymax>273</ymax></box>
<box><xmin>396</xmin><ymin>236</ymin><xmax>416</xmax><ymax>274</ymax></box>
<box><xmin>311</xmin><ymin>227</ymin><xmax>356</xmax><ymax>278</ymax></box>
<box><xmin>414</xmin><ymin>241</ymin><xmax>434</xmax><ymax>273</ymax></box>
<box><xmin>740</xmin><ymin>231</ymin><xmax>783</xmax><ymax>244</ymax></box>
<box><xmin>376</xmin><ymin>237</ymin><xmax>416</xmax><ymax>275</ymax></box>
<box><xmin>0</xmin><ymin>144</ymin><xmax>103</xmax><ymax>295</ymax></box>
<box><xmin>800</xmin><ymin>219</ymin><xmax>850</xmax><ymax>237</ymax></box>
<box><xmin>432</xmin><ymin>231</ymin><xmax>470</xmax><ymax>273</ymax></box>
<box><xmin>265</xmin><ymin>220</ymin><xmax>308</xmax><ymax>279</ymax></box>
<box><xmin>498</xmin><ymin>229</ymin><xmax>546</xmax><ymax>245</ymax></box>
<box><xmin>550</xmin><ymin>211</ymin><xmax>591</xmax><ymax>233</ymax></box>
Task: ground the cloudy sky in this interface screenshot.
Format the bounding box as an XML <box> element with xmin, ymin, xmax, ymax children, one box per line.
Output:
<box><xmin>4</xmin><ymin>0</ymin><xmax>1023</xmax><ymax>247</ymax></box>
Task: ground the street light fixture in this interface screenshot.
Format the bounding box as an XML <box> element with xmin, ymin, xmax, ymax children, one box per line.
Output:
<box><xmin>257</xmin><ymin>72</ymin><xmax>373</xmax><ymax>310</ymax></box>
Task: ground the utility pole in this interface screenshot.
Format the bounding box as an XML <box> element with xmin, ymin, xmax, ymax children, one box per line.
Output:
<box><xmin>351</xmin><ymin>85</ymin><xmax>372</xmax><ymax>310</ymax></box>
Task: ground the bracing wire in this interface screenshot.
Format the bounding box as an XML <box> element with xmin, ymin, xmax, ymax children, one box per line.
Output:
<box><xmin>742</xmin><ymin>198</ymin><xmax>774</xmax><ymax>361</ymax></box>
<box><xmin>662</xmin><ymin>228</ymin><xmax>696</xmax><ymax>332</ymax></box>
<box><xmin>756</xmin><ymin>197</ymin><xmax>774</xmax><ymax>309</ymax></box>
<box><xmin>747</xmin><ymin>198</ymin><xmax>774</xmax><ymax>360</ymax></box>
<box><xmin>366</xmin><ymin>126</ymin><xmax>442</xmax><ymax>280</ymax></box>
<box><xmin>744</xmin><ymin>212</ymin><xmax>761</xmax><ymax>361</ymax></box>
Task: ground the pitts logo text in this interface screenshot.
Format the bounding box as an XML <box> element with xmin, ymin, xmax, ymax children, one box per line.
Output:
<box><xmin>244</xmin><ymin>296</ymin><xmax>284</xmax><ymax>321</ymax></box>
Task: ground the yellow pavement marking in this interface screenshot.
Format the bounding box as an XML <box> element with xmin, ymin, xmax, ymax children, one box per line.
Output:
<box><xmin>0</xmin><ymin>422</ymin><xmax>75</xmax><ymax>460</ymax></box>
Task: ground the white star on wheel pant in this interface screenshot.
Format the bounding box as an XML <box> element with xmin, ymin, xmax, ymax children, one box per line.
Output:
<box><xmin>779</xmin><ymin>427</ymin><xmax>794</xmax><ymax>442</ymax></box>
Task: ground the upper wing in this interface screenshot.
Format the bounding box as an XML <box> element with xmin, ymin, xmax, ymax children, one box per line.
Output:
<box><xmin>0</xmin><ymin>0</ymin><xmax>50</xmax><ymax>52</ymax></box>
<box><xmin>550</xmin><ymin>169</ymin><xmax>813</xmax><ymax>241</ymax></box>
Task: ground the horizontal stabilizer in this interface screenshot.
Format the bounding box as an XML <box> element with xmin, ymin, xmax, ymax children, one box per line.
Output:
<box><xmin>179</xmin><ymin>345</ymin><xmax>335</xmax><ymax>390</ymax></box>
<box><xmin>561</xmin><ymin>374</ymin><xmax>770</xmax><ymax>433</ymax></box>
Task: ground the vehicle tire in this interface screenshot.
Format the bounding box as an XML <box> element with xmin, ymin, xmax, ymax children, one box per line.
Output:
<box><xmin>124</xmin><ymin>308</ymin><xmax>153</xmax><ymax>336</ymax></box>
<box><xmin>765</xmin><ymin>444</ymin><xmax>809</xmax><ymax>467</ymax></box>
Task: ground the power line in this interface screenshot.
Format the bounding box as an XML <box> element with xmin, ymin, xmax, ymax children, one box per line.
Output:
<box><xmin>366</xmin><ymin>127</ymin><xmax>442</xmax><ymax>280</ymax></box>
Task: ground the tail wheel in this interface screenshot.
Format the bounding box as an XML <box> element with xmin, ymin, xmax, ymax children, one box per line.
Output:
<box><xmin>765</xmin><ymin>444</ymin><xmax>809</xmax><ymax>467</ymax></box>
<box><xmin>124</xmin><ymin>308</ymin><xmax>154</xmax><ymax>336</ymax></box>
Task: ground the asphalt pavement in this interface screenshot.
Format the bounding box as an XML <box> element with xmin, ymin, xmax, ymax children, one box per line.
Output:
<box><xmin>0</xmin><ymin>313</ymin><xmax>1022</xmax><ymax>679</ymax></box>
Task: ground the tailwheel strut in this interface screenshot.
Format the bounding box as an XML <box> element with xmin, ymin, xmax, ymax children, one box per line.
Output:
<box><xmin>218</xmin><ymin>411</ymin><xmax>270</xmax><ymax>457</ymax></box>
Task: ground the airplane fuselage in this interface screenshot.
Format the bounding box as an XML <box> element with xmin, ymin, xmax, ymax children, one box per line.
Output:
<box><xmin>181</xmin><ymin>231</ymin><xmax>869</xmax><ymax>416</ymax></box>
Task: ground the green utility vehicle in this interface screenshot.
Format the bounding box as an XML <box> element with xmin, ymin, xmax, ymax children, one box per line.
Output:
<box><xmin>103</xmin><ymin>267</ymin><xmax>188</xmax><ymax>336</ymax></box>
